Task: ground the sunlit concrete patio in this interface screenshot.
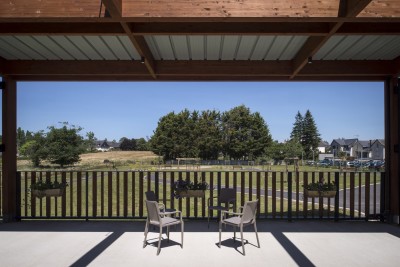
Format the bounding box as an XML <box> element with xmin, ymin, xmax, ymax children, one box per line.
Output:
<box><xmin>1</xmin><ymin>220</ymin><xmax>400</xmax><ymax>267</ymax></box>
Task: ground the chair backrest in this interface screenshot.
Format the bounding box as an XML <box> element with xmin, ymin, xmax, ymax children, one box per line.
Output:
<box><xmin>219</xmin><ymin>188</ymin><xmax>236</xmax><ymax>203</ymax></box>
<box><xmin>241</xmin><ymin>200</ymin><xmax>258</xmax><ymax>224</ymax></box>
<box><xmin>145</xmin><ymin>191</ymin><xmax>157</xmax><ymax>201</ymax></box>
<box><xmin>145</xmin><ymin>200</ymin><xmax>161</xmax><ymax>224</ymax></box>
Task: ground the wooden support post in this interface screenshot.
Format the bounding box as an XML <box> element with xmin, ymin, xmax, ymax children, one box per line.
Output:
<box><xmin>1</xmin><ymin>77</ymin><xmax>18</xmax><ymax>222</ymax></box>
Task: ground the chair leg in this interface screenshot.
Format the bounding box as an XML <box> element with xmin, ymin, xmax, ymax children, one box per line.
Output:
<box><xmin>143</xmin><ymin>220</ymin><xmax>149</xmax><ymax>248</ymax></box>
<box><xmin>233</xmin><ymin>227</ymin><xmax>236</xmax><ymax>242</ymax></box>
<box><xmin>254</xmin><ymin>221</ymin><xmax>260</xmax><ymax>248</ymax></box>
<box><xmin>157</xmin><ymin>226</ymin><xmax>162</xmax><ymax>255</ymax></box>
<box><xmin>167</xmin><ymin>226</ymin><xmax>170</xmax><ymax>243</ymax></box>
<box><xmin>240</xmin><ymin>224</ymin><xmax>245</xmax><ymax>256</ymax></box>
<box><xmin>219</xmin><ymin>220</ymin><xmax>222</xmax><ymax>248</ymax></box>
<box><xmin>208</xmin><ymin>208</ymin><xmax>210</xmax><ymax>228</ymax></box>
<box><xmin>181</xmin><ymin>221</ymin><xmax>184</xmax><ymax>248</ymax></box>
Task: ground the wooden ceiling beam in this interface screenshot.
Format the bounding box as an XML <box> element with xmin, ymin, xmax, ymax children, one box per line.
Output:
<box><xmin>2</xmin><ymin>60</ymin><xmax>393</xmax><ymax>78</ymax></box>
<box><xmin>1</xmin><ymin>20</ymin><xmax>399</xmax><ymax>35</ymax></box>
<box><xmin>129</xmin><ymin>22</ymin><xmax>330</xmax><ymax>35</ymax></box>
<box><xmin>0</xmin><ymin>22</ymin><xmax>124</xmax><ymax>35</ymax></box>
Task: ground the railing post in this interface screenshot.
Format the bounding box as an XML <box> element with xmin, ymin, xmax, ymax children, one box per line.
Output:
<box><xmin>288</xmin><ymin>172</ymin><xmax>292</xmax><ymax>222</ymax></box>
<box><xmin>15</xmin><ymin>172</ymin><xmax>21</xmax><ymax>221</ymax></box>
<box><xmin>86</xmin><ymin>171</ymin><xmax>89</xmax><ymax>221</ymax></box>
<box><xmin>380</xmin><ymin>172</ymin><xmax>385</xmax><ymax>222</ymax></box>
<box><xmin>334</xmin><ymin>172</ymin><xmax>339</xmax><ymax>222</ymax></box>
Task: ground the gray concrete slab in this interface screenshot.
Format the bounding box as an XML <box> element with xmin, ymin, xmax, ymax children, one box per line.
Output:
<box><xmin>1</xmin><ymin>220</ymin><xmax>400</xmax><ymax>267</ymax></box>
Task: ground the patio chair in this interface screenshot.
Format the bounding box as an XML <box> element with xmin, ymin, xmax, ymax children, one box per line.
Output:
<box><xmin>145</xmin><ymin>191</ymin><xmax>176</xmax><ymax>213</ymax></box>
<box><xmin>208</xmin><ymin>188</ymin><xmax>236</xmax><ymax>228</ymax></box>
<box><xmin>143</xmin><ymin>200</ymin><xmax>184</xmax><ymax>255</ymax></box>
<box><xmin>219</xmin><ymin>200</ymin><xmax>260</xmax><ymax>256</ymax></box>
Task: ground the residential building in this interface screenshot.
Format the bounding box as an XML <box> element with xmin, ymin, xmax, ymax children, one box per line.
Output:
<box><xmin>95</xmin><ymin>140</ymin><xmax>120</xmax><ymax>152</ymax></box>
<box><xmin>370</xmin><ymin>139</ymin><xmax>385</xmax><ymax>160</ymax></box>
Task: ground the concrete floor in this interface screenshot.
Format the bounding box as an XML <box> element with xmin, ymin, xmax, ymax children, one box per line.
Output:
<box><xmin>1</xmin><ymin>219</ymin><xmax>400</xmax><ymax>267</ymax></box>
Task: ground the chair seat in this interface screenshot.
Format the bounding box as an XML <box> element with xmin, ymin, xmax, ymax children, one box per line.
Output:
<box><xmin>150</xmin><ymin>216</ymin><xmax>181</xmax><ymax>227</ymax></box>
<box><xmin>222</xmin><ymin>216</ymin><xmax>241</xmax><ymax>226</ymax></box>
<box><xmin>164</xmin><ymin>208</ymin><xmax>176</xmax><ymax>213</ymax></box>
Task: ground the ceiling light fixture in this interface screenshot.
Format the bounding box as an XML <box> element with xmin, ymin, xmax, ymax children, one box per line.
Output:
<box><xmin>140</xmin><ymin>57</ymin><xmax>145</xmax><ymax>64</ymax></box>
<box><xmin>308</xmin><ymin>57</ymin><xmax>313</xmax><ymax>64</ymax></box>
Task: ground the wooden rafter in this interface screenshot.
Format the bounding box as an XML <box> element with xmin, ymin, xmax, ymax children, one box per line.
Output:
<box><xmin>101</xmin><ymin>0</ymin><xmax>157</xmax><ymax>79</ymax></box>
<box><xmin>290</xmin><ymin>0</ymin><xmax>372</xmax><ymax>79</ymax></box>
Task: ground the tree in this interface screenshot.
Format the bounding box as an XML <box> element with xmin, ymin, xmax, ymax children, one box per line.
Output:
<box><xmin>302</xmin><ymin>110</ymin><xmax>321</xmax><ymax>159</ymax></box>
<box><xmin>221</xmin><ymin>105</ymin><xmax>272</xmax><ymax>160</ymax></box>
<box><xmin>45</xmin><ymin>123</ymin><xmax>85</xmax><ymax>167</ymax></box>
<box><xmin>19</xmin><ymin>131</ymin><xmax>46</xmax><ymax>167</ymax></box>
<box><xmin>135</xmin><ymin>138</ymin><xmax>148</xmax><ymax>151</ymax></box>
<box><xmin>17</xmin><ymin>127</ymin><xmax>26</xmax><ymax>151</ymax></box>
<box><xmin>120</xmin><ymin>137</ymin><xmax>136</xmax><ymax>151</ymax></box>
<box><xmin>196</xmin><ymin>110</ymin><xmax>222</xmax><ymax>160</ymax></box>
<box><xmin>150</xmin><ymin>109</ymin><xmax>199</xmax><ymax>160</ymax></box>
<box><xmin>85</xmin><ymin>131</ymin><xmax>97</xmax><ymax>152</ymax></box>
<box><xmin>290</xmin><ymin>111</ymin><xmax>303</xmax><ymax>142</ymax></box>
<box><xmin>290</xmin><ymin>110</ymin><xmax>320</xmax><ymax>159</ymax></box>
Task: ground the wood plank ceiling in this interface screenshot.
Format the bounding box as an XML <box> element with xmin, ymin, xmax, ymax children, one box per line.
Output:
<box><xmin>0</xmin><ymin>0</ymin><xmax>399</xmax><ymax>81</ymax></box>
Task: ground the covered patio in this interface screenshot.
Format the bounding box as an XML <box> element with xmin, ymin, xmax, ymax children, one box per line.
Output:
<box><xmin>1</xmin><ymin>220</ymin><xmax>400</xmax><ymax>266</ymax></box>
<box><xmin>0</xmin><ymin>0</ymin><xmax>399</xmax><ymax>224</ymax></box>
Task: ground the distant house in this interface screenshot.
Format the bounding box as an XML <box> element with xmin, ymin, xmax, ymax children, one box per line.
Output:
<box><xmin>95</xmin><ymin>140</ymin><xmax>120</xmax><ymax>152</ymax></box>
<box><xmin>317</xmin><ymin>141</ymin><xmax>329</xmax><ymax>153</ymax></box>
<box><xmin>330</xmin><ymin>138</ymin><xmax>384</xmax><ymax>160</ymax></box>
<box><xmin>370</xmin><ymin>139</ymin><xmax>385</xmax><ymax>160</ymax></box>
<box><xmin>330</xmin><ymin>138</ymin><xmax>358</xmax><ymax>157</ymax></box>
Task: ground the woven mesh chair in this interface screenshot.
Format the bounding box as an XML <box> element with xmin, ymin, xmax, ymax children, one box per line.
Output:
<box><xmin>219</xmin><ymin>200</ymin><xmax>260</xmax><ymax>255</ymax></box>
<box><xmin>145</xmin><ymin>191</ymin><xmax>176</xmax><ymax>213</ymax></box>
<box><xmin>143</xmin><ymin>200</ymin><xmax>184</xmax><ymax>255</ymax></box>
<box><xmin>208</xmin><ymin>188</ymin><xmax>236</xmax><ymax>228</ymax></box>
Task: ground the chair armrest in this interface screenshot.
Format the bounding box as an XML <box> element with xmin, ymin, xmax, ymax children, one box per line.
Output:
<box><xmin>221</xmin><ymin>210</ymin><xmax>243</xmax><ymax>219</ymax></box>
<box><xmin>161</xmin><ymin>210</ymin><xmax>182</xmax><ymax>219</ymax></box>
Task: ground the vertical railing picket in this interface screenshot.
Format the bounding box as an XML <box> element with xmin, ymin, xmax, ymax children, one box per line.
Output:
<box><xmin>101</xmin><ymin>171</ymin><xmax>105</xmax><ymax>217</ymax></box>
<box><xmin>365</xmin><ymin>172</ymin><xmax>370</xmax><ymax>221</ymax></box>
<box><xmin>280</xmin><ymin>172</ymin><xmax>284</xmax><ymax>218</ymax></box>
<box><xmin>272</xmin><ymin>172</ymin><xmax>276</xmax><ymax>219</ymax></box>
<box><xmin>343</xmin><ymin>172</ymin><xmax>347</xmax><ymax>218</ymax></box>
<box><xmin>61</xmin><ymin>172</ymin><xmax>66</xmax><ymax>218</ymax></box>
<box><xmin>318</xmin><ymin>172</ymin><xmax>323</xmax><ymax>219</ymax></box>
<box><xmin>264</xmin><ymin>171</ymin><xmax>268</xmax><ymax>218</ymax></box>
<box><xmin>303</xmin><ymin>172</ymin><xmax>308</xmax><ymax>219</ymax></box>
<box><xmin>123</xmin><ymin>171</ymin><xmax>128</xmax><ymax>218</ymax></box>
<box><xmin>85</xmin><ymin>171</ymin><xmax>89</xmax><ymax>221</ymax></box>
<box><xmin>194</xmin><ymin>171</ymin><xmax>198</xmax><ymax>218</ymax></box>
<box><xmin>358</xmin><ymin>172</ymin><xmax>362</xmax><ymax>218</ymax></box>
<box><xmin>16</xmin><ymin>172</ymin><xmax>21</xmax><ymax>220</ymax></box>
<box><xmin>108</xmin><ymin>171</ymin><xmax>113</xmax><ymax>218</ymax></box>
<box><xmin>209</xmin><ymin>172</ymin><xmax>214</xmax><ymax>219</ymax></box>
<box><xmin>139</xmin><ymin>171</ymin><xmax>144</xmax><ymax>218</ymax></box>
<box><xmin>350</xmin><ymin>172</ymin><xmax>355</xmax><ymax>218</ymax></box>
<box><xmin>93</xmin><ymin>171</ymin><xmax>98</xmax><ymax>218</ymax></box>
<box><xmin>240</xmin><ymin>172</ymin><xmax>245</xmax><ymax>207</ymax></box>
<box><xmin>380</xmin><ymin>172</ymin><xmax>385</xmax><ymax>222</ymax></box>
<box><xmin>288</xmin><ymin>172</ymin><xmax>292</xmax><ymax>222</ymax></box>
<box><xmin>201</xmin><ymin>171</ymin><xmax>206</xmax><ymax>218</ymax></box>
<box><xmin>256</xmin><ymin>172</ymin><xmax>261</xmax><ymax>218</ymax></box>
<box><xmin>334</xmin><ymin>172</ymin><xmax>339</xmax><ymax>222</ymax></box>
<box><xmin>77</xmin><ymin>171</ymin><xmax>82</xmax><ymax>217</ymax></box>
<box><xmin>132</xmin><ymin>172</ymin><xmax>136</xmax><ymax>217</ymax></box>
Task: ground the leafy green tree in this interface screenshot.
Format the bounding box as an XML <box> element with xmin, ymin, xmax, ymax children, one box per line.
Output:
<box><xmin>120</xmin><ymin>137</ymin><xmax>136</xmax><ymax>151</ymax></box>
<box><xmin>85</xmin><ymin>131</ymin><xmax>97</xmax><ymax>152</ymax></box>
<box><xmin>221</xmin><ymin>105</ymin><xmax>272</xmax><ymax>160</ymax></box>
<box><xmin>45</xmin><ymin>123</ymin><xmax>85</xmax><ymax>167</ymax></box>
<box><xmin>135</xmin><ymin>138</ymin><xmax>148</xmax><ymax>151</ymax></box>
<box><xmin>17</xmin><ymin>127</ymin><xmax>26</xmax><ymax>151</ymax></box>
<box><xmin>19</xmin><ymin>131</ymin><xmax>46</xmax><ymax>167</ymax></box>
<box><xmin>267</xmin><ymin>141</ymin><xmax>286</xmax><ymax>162</ymax></box>
<box><xmin>196</xmin><ymin>110</ymin><xmax>222</xmax><ymax>160</ymax></box>
<box><xmin>150</xmin><ymin>109</ymin><xmax>199</xmax><ymax>160</ymax></box>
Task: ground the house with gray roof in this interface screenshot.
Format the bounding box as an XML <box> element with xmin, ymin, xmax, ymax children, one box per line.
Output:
<box><xmin>370</xmin><ymin>139</ymin><xmax>385</xmax><ymax>160</ymax></box>
<box><xmin>330</xmin><ymin>138</ymin><xmax>358</xmax><ymax>157</ymax></box>
<box><xmin>95</xmin><ymin>140</ymin><xmax>120</xmax><ymax>152</ymax></box>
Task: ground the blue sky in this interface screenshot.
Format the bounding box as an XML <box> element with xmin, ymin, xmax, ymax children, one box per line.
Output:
<box><xmin>13</xmin><ymin>81</ymin><xmax>384</xmax><ymax>143</ymax></box>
